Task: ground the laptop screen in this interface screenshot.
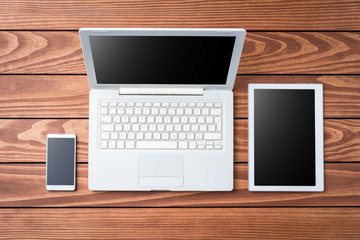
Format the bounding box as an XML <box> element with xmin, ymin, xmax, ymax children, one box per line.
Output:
<box><xmin>89</xmin><ymin>36</ymin><xmax>236</xmax><ymax>85</ymax></box>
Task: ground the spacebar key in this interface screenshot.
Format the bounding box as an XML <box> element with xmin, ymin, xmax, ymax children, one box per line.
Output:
<box><xmin>136</xmin><ymin>141</ymin><xmax>177</xmax><ymax>149</ymax></box>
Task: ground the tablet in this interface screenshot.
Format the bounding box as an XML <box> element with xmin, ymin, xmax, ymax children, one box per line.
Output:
<box><xmin>248</xmin><ymin>84</ymin><xmax>324</xmax><ymax>191</ymax></box>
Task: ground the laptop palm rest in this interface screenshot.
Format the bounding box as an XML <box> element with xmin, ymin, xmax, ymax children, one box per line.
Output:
<box><xmin>138</xmin><ymin>155</ymin><xmax>184</xmax><ymax>188</ymax></box>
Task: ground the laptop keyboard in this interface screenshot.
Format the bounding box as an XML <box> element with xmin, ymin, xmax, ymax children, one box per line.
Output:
<box><xmin>99</xmin><ymin>101</ymin><xmax>223</xmax><ymax>150</ymax></box>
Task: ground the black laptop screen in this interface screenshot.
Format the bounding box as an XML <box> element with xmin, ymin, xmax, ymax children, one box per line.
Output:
<box><xmin>89</xmin><ymin>36</ymin><xmax>236</xmax><ymax>85</ymax></box>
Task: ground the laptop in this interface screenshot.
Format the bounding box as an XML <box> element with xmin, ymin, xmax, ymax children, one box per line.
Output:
<box><xmin>79</xmin><ymin>28</ymin><xmax>246</xmax><ymax>191</ymax></box>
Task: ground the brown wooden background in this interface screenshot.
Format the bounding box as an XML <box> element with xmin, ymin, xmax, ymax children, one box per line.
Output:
<box><xmin>1</xmin><ymin>0</ymin><xmax>360</xmax><ymax>239</ymax></box>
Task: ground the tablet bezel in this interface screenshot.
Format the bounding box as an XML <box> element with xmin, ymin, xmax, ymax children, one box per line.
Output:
<box><xmin>248</xmin><ymin>84</ymin><xmax>324</xmax><ymax>192</ymax></box>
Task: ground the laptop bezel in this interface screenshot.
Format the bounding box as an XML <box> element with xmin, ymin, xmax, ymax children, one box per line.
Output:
<box><xmin>79</xmin><ymin>28</ymin><xmax>246</xmax><ymax>91</ymax></box>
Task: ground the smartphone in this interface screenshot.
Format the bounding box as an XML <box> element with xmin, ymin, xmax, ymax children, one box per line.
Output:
<box><xmin>46</xmin><ymin>134</ymin><xmax>76</xmax><ymax>191</ymax></box>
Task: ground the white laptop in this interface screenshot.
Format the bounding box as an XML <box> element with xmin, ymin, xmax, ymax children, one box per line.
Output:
<box><xmin>79</xmin><ymin>28</ymin><xmax>246</xmax><ymax>191</ymax></box>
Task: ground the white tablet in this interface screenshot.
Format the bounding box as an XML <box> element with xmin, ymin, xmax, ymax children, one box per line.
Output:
<box><xmin>248</xmin><ymin>84</ymin><xmax>324</xmax><ymax>192</ymax></box>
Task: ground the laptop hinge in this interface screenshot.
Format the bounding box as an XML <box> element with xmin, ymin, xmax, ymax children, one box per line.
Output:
<box><xmin>119</xmin><ymin>88</ymin><xmax>203</xmax><ymax>95</ymax></box>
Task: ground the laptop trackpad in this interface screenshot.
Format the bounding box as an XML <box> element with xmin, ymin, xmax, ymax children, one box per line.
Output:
<box><xmin>138</xmin><ymin>155</ymin><xmax>184</xmax><ymax>187</ymax></box>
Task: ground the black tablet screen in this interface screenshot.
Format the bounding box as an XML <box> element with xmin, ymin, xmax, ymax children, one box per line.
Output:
<box><xmin>254</xmin><ymin>89</ymin><xmax>316</xmax><ymax>186</ymax></box>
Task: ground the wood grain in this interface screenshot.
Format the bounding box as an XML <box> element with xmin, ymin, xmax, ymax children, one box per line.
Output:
<box><xmin>1</xmin><ymin>31</ymin><xmax>360</xmax><ymax>74</ymax></box>
<box><xmin>1</xmin><ymin>0</ymin><xmax>360</xmax><ymax>31</ymax></box>
<box><xmin>1</xmin><ymin>208</ymin><xmax>360</xmax><ymax>239</ymax></box>
<box><xmin>0</xmin><ymin>163</ymin><xmax>359</xmax><ymax>207</ymax></box>
<box><xmin>1</xmin><ymin>75</ymin><xmax>360</xmax><ymax>119</ymax></box>
<box><xmin>1</xmin><ymin>119</ymin><xmax>359</xmax><ymax>163</ymax></box>
<box><xmin>234</xmin><ymin>75</ymin><xmax>360</xmax><ymax>118</ymax></box>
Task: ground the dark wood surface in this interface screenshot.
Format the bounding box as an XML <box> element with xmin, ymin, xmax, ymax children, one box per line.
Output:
<box><xmin>1</xmin><ymin>208</ymin><xmax>360</xmax><ymax>239</ymax></box>
<box><xmin>1</xmin><ymin>119</ymin><xmax>359</xmax><ymax>163</ymax></box>
<box><xmin>1</xmin><ymin>32</ymin><xmax>360</xmax><ymax>74</ymax></box>
<box><xmin>1</xmin><ymin>0</ymin><xmax>360</xmax><ymax>31</ymax></box>
<box><xmin>1</xmin><ymin>0</ymin><xmax>360</xmax><ymax>238</ymax></box>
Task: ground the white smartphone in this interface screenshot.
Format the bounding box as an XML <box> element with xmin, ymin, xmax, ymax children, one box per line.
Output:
<box><xmin>46</xmin><ymin>134</ymin><xmax>76</xmax><ymax>191</ymax></box>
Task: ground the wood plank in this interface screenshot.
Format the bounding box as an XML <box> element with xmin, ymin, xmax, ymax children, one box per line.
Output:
<box><xmin>234</xmin><ymin>75</ymin><xmax>360</xmax><ymax>118</ymax></box>
<box><xmin>1</xmin><ymin>208</ymin><xmax>360</xmax><ymax>239</ymax></box>
<box><xmin>1</xmin><ymin>31</ymin><xmax>360</xmax><ymax>74</ymax></box>
<box><xmin>1</xmin><ymin>75</ymin><xmax>360</xmax><ymax>119</ymax></box>
<box><xmin>0</xmin><ymin>163</ymin><xmax>359</xmax><ymax>207</ymax></box>
<box><xmin>1</xmin><ymin>0</ymin><xmax>360</xmax><ymax>31</ymax></box>
<box><xmin>1</xmin><ymin>119</ymin><xmax>359</xmax><ymax>163</ymax></box>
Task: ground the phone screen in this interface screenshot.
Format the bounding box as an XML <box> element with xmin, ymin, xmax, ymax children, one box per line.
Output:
<box><xmin>254</xmin><ymin>89</ymin><xmax>316</xmax><ymax>186</ymax></box>
<box><xmin>47</xmin><ymin>137</ymin><xmax>75</xmax><ymax>185</ymax></box>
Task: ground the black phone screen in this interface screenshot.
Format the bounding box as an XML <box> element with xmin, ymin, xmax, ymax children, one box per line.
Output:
<box><xmin>254</xmin><ymin>89</ymin><xmax>316</xmax><ymax>186</ymax></box>
<box><xmin>47</xmin><ymin>138</ymin><xmax>75</xmax><ymax>185</ymax></box>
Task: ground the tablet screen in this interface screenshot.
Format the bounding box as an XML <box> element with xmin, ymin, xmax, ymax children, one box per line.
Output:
<box><xmin>254</xmin><ymin>89</ymin><xmax>315</xmax><ymax>186</ymax></box>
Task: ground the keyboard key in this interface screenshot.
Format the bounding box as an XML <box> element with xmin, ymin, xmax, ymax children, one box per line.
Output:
<box><xmin>162</xmin><ymin>132</ymin><xmax>169</xmax><ymax>140</ymax></box>
<box><xmin>206</xmin><ymin>103</ymin><xmax>213</xmax><ymax>107</ymax></box>
<box><xmin>179</xmin><ymin>133</ymin><xmax>186</xmax><ymax>140</ymax></box>
<box><xmin>159</xmin><ymin>108</ymin><xmax>167</xmax><ymax>115</ymax></box>
<box><xmin>210</xmin><ymin>109</ymin><xmax>222</xmax><ymax>115</ymax></box>
<box><xmin>128</xmin><ymin>132</ymin><xmax>135</xmax><ymax>140</ymax></box>
<box><xmin>109</xmin><ymin>108</ymin><xmax>116</xmax><ymax>115</ymax></box>
<box><xmin>101</xmin><ymin>124</ymin><xmax>114</xmax><ymax>131</ymax></box>
<box><xmin>145</xmin><ymin>133</ymin><xmax>152</xmax><ymax>140</ymax></box>
<box><xmin>100</xmin><ymin>108</ymin><xmax>108</xmax><ymax>115</ymax></box>
<box><xmin>136</xmin><ymin>102</ymin><xmax>143</xmax><ymax>107</ymax></box>
<box><xmin>183</xmin><ymin>125</ymin><xmax>190</xmax><ymax>132</ymax></box>
<box><xmin>113</xmin><ymin>116</ymin><xmax>120</xmax><ymax>123</ymax></box>
<box><xmin>187</xmin><ymin>133</ymin><xmax>195</xmax><ymax>140</ymax></box>
<box><xmin>204</xmin><ymin>133</ymin><xmax>222</xmax><ymax>140</ymax></box>
<box><xmin>109</xmin><ymin>102</ymin><xmax>117</xmax><ymax>107</ymax></box>
<box><xmin>154</xmin><ymin>133</ymin><xmax>161</xmax><ymax>140</ymax></box>
<box><xmin>181</xmin><ymin>116</ymin><xmax>188</xmax><ymax>123</ymax></box>
<box><xmin>126</xmin><ymin>108</ymin><xmax>133</xmax><ymax>115</ymax></box>
<box><xmin>118</xmin><ymin>102</ymin><xmax>126</xmax><ymax>107</ymax></box>
<box><xmin>147</xmin><ymin>116</ymin><xmax>154</xmax><ymax>123</ymax></box>
<box><xmin>208</xmin><ymin>125</ymin><xmax>216</xmax><ymax>132</ymax></box>
<box><xmin>197</xmin><ymin>103</ymin><xmax>204</xmax><ymax>107</ymax></box>
<box><xmin>195</xmin><ymin>133</ymin><xmax>203</xmax><ymax>140</ymax></box>
<box><xmin>136</xmin><ymin>132</ymin><xmax>144</xmax><ymax>140</ymax></box>
<box><xmin>101</xmin><ymin>116</ymin><xmax>112</xmax><ymax>123</ymax></box>
<box><xmin>143</xmin><ymin>108</ymin><xmax>150</xmax><ymax>115</ymax></box>
<box><xmin>121</xmin><ymin>116</ymin><xmax>129</xmax><ymax>123</ymax></box>
<box><xmin>101</xmin><ymin>132</ymin><xmax>110</xmax><ymax>140</ymax></box>
<box><xmin>115</xmin><ymin>124</ymin><xmax>123</xmax><ymax>131</ymax></box>
<box><xmin>170</xmin><ymin>133</ymin><xmax>177</xmax><ymax>140</ymax></box>
<box><xmin>117</xmin><ymin>141</ymin><xmax>125</xmax><ymax>149</ymax></box>
<box><xmin>127</xmin><ymin>102</ymin><xmax>135</xmax><ymax>107</ymax></box>
<box><xmin>206</xmin><ymin>116</ymin><xmax>214</xmax><ymax>124</ymax></box>
<box><xmin>214</xmin><ymin>102</ymin><xmax>222</xmax><ymax>107</ymax></box>
<box><xmin>179</xmin><ymin>141</ymin><xmax>188</xmax><ymax>149</ymax></box>
<box><xmin>110</xmin><ymin>133</ymin><xmax>118</xmax><ymax>139</ymax></box>
<box><xmin>123</xmin><ymin>124</ymin><xmax>131</xmax><ymax>131</ymax></box>
<box><xmin>193</xmin><ymin>108</ymin><xmax>201</xmax><ymax>115</ymax></box>
<box><xmin>119</xmin><ymin>133</ymin><xmax>127</xmax><ymax>140</ymax></box>
<box><xmin>136</xmin><ymin>141</ymin><xmax>177</xmax><ymax>149</ymax></box>
<box><xmin>189</xmin><ymin>141</ymin><xmax>197</xmax><ymax>149</ymax></box>
<box><xmin>100</xmin><ymin>102</ymin><xmax>108</xmax><ymax>107</ymax></box>
<box><xmin>126</xmin><ymin>141</ymin><xmax>135</xmax><ymax>149</ymax></box>
<box><xmin>214</xmin><ymin>145</ymin><xmax>222</xmax><ymax>150</ymax></box>
<box><xmin>202</xmin><ymin>109</ymin><xmax>209</xmax><ymax>115</ymax></box>
<box><xmin>109</xmin><ymin>141</ymin><xmax>116</xmax><ymax>149</ymax></box>
<box><xmin>100</xmin><ymin>141</ymin><xmax>108</xmax><ymax>149</ymax></box>
<box><xmin>198</xmin><ymin>144</ymin><xmax>205</xmax><ymax>150</ymax></box>
<box><xmin>174</xmin><ymin>125</ymin><xmax>182</xmax><ymax>132</ymax></box>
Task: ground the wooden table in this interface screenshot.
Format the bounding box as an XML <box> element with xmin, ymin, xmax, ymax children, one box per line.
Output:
<box><xmin>1</xmin><ymin>1</ymin><xmax>360</xmax><ymax>239</ymax></box>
